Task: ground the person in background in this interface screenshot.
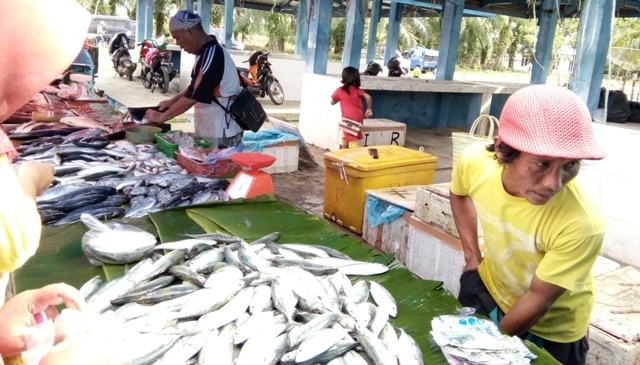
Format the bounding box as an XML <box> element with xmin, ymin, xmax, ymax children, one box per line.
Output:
<box><xmin>144</xmin><ymin>10</ymin><xmax>244</xmax><ymax>149</ymax></box>
<box><xmin>330</xmin><ymin>66</ymin><xmax>373</xmax><ymax>149</ymax></box>
<box><xmin>96</xmin><ymin>21</ymin><xmax>107</xmax><ymax>47</ymax></box>
<box><xmin>450</xmin><ymin>84</ymin><xmax>607</xmax><ymax>365</ymax></box>
<box><xmin>248</xmin><ymin>50</ymin><xmax>264</xmax><ymax>84</ymax></box>
<box><xmin>0</xmin><ymin>1</ymin><xmax>118</xmax><ymax>364</ymax></box>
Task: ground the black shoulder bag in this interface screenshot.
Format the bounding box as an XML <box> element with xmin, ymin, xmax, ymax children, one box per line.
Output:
<box><xmin>211</xmin><ymin>46</ymin><xmax>267</xmax><ymax>133</ymax></box>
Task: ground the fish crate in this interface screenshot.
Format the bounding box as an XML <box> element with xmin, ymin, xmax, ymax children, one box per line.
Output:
<box><xmin>175</xmin><ymin>151</ymin><xmax>241</xmax><ymax>178</ymax></box>
<box><xmin>155</xmin><ymin>131</ymin><xmax>212</xmax><ymax>159</ymax></box>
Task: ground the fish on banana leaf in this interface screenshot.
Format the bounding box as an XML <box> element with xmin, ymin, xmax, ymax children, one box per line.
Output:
<box><xmin>74</xmin><ymin>239</ymin><xmax>432</xmax><ymax>365</ymax></box>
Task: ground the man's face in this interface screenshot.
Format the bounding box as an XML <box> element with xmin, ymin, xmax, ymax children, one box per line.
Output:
<box><xmin>499</xmin><ymin>145</ymin><xmax>581</xmax><ymax>205</ymax></box>
<box><xmin>171</xmin><ymin>28</ymin><xmax>196</xmax><ymax>54</ymax></box>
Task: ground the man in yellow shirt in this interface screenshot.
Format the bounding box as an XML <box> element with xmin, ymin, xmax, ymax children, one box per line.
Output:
<box><xmin>450</xmin><ymin>85</ymin><xmax>606</xmax><ymax>365</ymax></box>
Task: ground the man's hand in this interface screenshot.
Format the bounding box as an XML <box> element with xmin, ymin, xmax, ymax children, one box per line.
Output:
<box><xmin>365</xmin><ymin>109</ymin><xmax>373</xmax><ymax>118</ymax></box>
<box><xmin>0</xmin><ymin>283</ymin><xmax>86</xmax><ymax>357</ymax></box>
<box><xmin>143</xmin><ymin>109</ymin><xmax>165</xmax><ymax>124</ymax></box>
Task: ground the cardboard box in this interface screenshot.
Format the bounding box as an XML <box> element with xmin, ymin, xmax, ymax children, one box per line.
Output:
<box><xmin>359</xmin><ymin>118</ymin><xmax>407</xmax><ymax>147</ymax></box>
<box><xmin>323</xmin><ymin>146</ymin><xmax>437</xmax><ymax>234</ymax></box>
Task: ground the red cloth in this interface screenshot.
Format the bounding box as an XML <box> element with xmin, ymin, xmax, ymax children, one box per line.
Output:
<box><xmin>332</xmin><ymin>85</ymin><xmax>365</xmax><ymax>140</ymax></box>
<box><xmin>0</xmin><ymin>129</ymin><xmax>17</xmax><ymax>162</ymax></box>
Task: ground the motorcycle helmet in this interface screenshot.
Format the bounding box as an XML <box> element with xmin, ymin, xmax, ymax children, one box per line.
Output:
<box><xmin>387</xmin><ymin>57</ymin><xmax>401</xmax><ymax>69</ymax></box>
<box><xmin>363</xmin><ymin>62</ymin><xmax>382</xmax><ymax>76</ymax></box>
<box><xmin>249</xmin><ymin>51</ymin><xmax>263</xmax><ymax>66</ymax></box>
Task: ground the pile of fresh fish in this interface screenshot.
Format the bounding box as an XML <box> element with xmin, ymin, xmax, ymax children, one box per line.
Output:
<box><xmin>81</xmin><ymin>213</ymin><xmax>157</xmax><ymax>265</ymax></box>
<box><xmin>79</xmin><ymin>231</ymin><xmax>424</xmax><ymax>365</ymax></box>
<box><xmin>19</xmin><ymin>128</ymin><xmax>231</xmax><ymax>226</ymax></box>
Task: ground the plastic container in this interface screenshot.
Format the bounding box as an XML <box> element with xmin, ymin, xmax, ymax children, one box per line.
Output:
<box><xmin>175</xmin><ymin>151</ymin><xmax>241</xmax><ymax>178</ymax></box>
<box><xmin>323</xmin><ymin>145</ymin><xmax>437</xmax><ymax>234</ymax></box>
<box><xmin>156</xmin><ymin>131</ymin><xmax>212</xmax><ymax>158</ymax></box>
<box><xmin>125</xmin><ymin>125</ymin><xmax>162</xmax><ymax>144</ymax></box>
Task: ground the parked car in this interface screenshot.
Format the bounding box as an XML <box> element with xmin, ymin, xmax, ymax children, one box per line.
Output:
<box><xmin>209</xmin><ymin>27</ymin><xmax>244</xmax><ymax>51</ymax></box>
<box><xmin>87</xmin><ymin>15</ymin><xmax>136</xmax><ymax>44</ymax></box>
<box><xmin>404</xmin><ymin>46</ymin><xmax>439</xmax><ymax>73</ymax></box>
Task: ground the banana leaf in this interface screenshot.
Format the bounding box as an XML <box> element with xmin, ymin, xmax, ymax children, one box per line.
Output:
<box><xmin>13</xmin><ymin>216</ymin><xmax>159</xmax><ymax>290</ymax></box>
<box><xmin>14</xmin><ymin>198</ymin><xmax>559</xmax><ymax>364</ymax></box>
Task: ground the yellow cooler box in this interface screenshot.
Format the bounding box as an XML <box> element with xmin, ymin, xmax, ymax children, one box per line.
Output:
<box><xmin>323</xmin><ymin>145</ymin><xmax>437</xmax><ymax>234</ymax></box>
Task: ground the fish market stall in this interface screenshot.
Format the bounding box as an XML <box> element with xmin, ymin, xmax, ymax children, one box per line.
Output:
<box><xmin>12</xmin><ymin>197</ymin><xmax>561</xmax><ymax>364</ymax></box>
<box><xmin>3</xmin><ymin>86</ymin><xmax>558</xmax><ymax>364</ymax></box>
<box><xmin>2</xmin><ymin>88</ymin><xmax>237</xmax><ymax>226</ymax></box>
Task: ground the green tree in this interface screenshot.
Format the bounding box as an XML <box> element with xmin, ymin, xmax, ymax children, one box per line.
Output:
<box><xmin>491</xmin><ymin>16</ymin><xmax>513</xmax><ymax>71</ymax></box>
<box><xmin>265</xmin><ymin>12</ymin><xmax>294</xmax><ymax>52</ymax></box>
<box><xmin>331</xmin><ymin>19</ymin><xmax>347</xmax><ymax>55</ymax></box>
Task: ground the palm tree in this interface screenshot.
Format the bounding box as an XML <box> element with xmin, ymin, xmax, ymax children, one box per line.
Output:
<box><xmin>490</xmin><ymin>16</ymin><xmax>513</xmax><ymax>71</ymax></box>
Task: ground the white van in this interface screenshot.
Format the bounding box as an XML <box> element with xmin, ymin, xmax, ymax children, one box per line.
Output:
<box><xmin>87</xmin><ymin>15</ymin><xmax>136</xmax><ymax>43</ymax></box>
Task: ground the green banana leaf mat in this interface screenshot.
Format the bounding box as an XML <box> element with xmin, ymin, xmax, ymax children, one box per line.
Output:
<box><xmin>13</xmin><ymin>194</ymin><xmax>559</xmax><ymax>364</ymax></box>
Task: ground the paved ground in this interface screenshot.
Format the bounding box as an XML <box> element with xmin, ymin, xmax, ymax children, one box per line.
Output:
<box><xmin>94</xmin><ymin>51</ymin><xmax>462</xmax><ymax>219</ymax></box>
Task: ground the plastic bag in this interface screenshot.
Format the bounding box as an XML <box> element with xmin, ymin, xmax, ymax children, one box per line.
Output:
<box><xmin>365</xmin><ymin>195</ymin><xmax>408</xmax><ymax>227</ymax></box>
<box><xmin>21</xmin><ymin>313</ymin><xmax>55</xmax><ymax>365</ymax></box>
<box><xmin>80</xmin><ymin>213</ymin><xmax>156</xmax><ymax>266</ymax></box>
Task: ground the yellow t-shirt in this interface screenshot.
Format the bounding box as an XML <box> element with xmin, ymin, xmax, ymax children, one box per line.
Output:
<box><xmin>0</xmin><ymin>155</ymin><xmax>42</xmax><ymax>274</ymax></box>
<box><xmin>450</xmin><ymin>142</ymin><xmax>605</xmax><ymax>343</ymax></box>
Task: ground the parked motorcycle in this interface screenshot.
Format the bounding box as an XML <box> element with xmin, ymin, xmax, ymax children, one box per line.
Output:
<box><xmin>138</xmin><ymin>35</ymin><xmax>176</xmax><ymax>94</ymax></box>
<box><xmin>237</xmin><ymin>51</ymin><xmax>285</xmax><ymax>105</ymax></box>
<box><xmin>108</xmin><ymin>32</ymin><xmax>136</xmax><ymax>81</ymax></box>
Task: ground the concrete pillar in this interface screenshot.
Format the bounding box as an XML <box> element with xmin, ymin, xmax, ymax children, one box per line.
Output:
<box><xmin>305</xmin><ymin>0</ymin><xmax>333</xmax><ymax>74</ymax></box>
<box><xmin>197</xmin><ymin>0</ymin><xmax>211</xmax><ymax>33</ymax></box>
<box><xmin>436</xmin><ymin>0</ymin><xmax>464</xmax><ymax>80</ymax></box>
<box><xmin>223</xmin><ymin>0</ymin><xmax>234</xmax><ymax>48</ymax></box>
<box><xmin>342</xmin><ymin>0</ymin><xmax>366</xmax><ymax>69</ymax></box>
<box><xmin>366</xmin><ymin>0</ymin><xmax>382</xmax><ymax>64</ymax></box>
<box><xmin>295</xmin><ymin>0</ymin><xmax>309</xmax><ymax>58</ymax></box>
<box><xmin>184</xmin><ymin>0</ymin><xmax>194</xmax><ymax>11</ymax></box>
<box><xmin>384</xmin><ymin>2</ymin><xmax>402</xmax><ymax>64</ymax></box>
<box><xmin>136</xmin><ymin>0</ymin><xmax>154</xmax><ymax>42</ymax></box>
<box><xmin>530</xmin><ymin>0</ymin><xmax>558</xmax><ymax>84</ymax></box>
<box><xmin>570</xmin><ymin>0</ymin><xmax>614</xmax><ymax>114</ymax></box>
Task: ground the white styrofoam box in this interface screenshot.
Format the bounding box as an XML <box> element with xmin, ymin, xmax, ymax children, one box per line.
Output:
<box><xmin>404</xmin><ymin>215</ymin><xmax>466</xmax><ymax>297</ymax></box>
<box><xmin>358</xmin><ymin>118</ymin><xmax>407</xmax><ymax>147</ymax></box>
<box><xmin>590</xmin><ymin>266</ymin><xmax>640</xmax><ymax>343</ymax></box>
<box><xmin>362</xmin><ymin>186</ymin><xmax>420</xmax><ymax>256</ymax></box>
<box><xmin>587</xmin><ymin>325</ymin><xmax>640</xmax><ymax>365</ymax></box>
<box><xmin>414</xmin><ymin>183</ymin><xmax>483</xmax><ymax>239</ymax></box>
<box><xmin>362</xmin><ymin>212</ymin><xmax>412</xmax><ymax>255</ymax></box>
<box><xmin>259</xmin><ymin>140</ymin><xmax>299</xmax><ymax>174</ymax></box>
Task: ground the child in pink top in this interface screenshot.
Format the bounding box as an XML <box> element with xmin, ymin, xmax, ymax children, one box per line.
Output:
<box><xmin>330</xmin><ymin>67</ymin><xmax>373</xmax><ymax>149</ymax></box>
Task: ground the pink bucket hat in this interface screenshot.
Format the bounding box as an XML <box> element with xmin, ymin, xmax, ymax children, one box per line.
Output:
<box><xmin>498</xmin><ymin>85</ymin><xmax>606</xmax><ymax>160</ymax></box>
